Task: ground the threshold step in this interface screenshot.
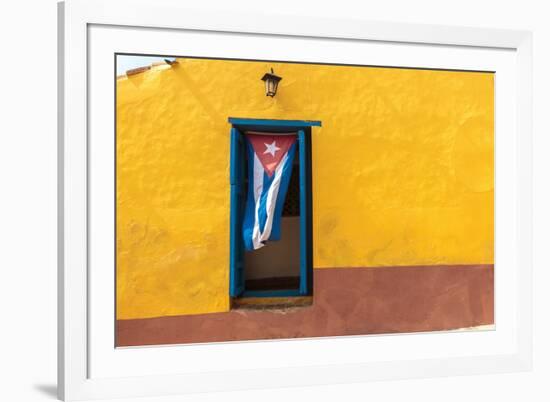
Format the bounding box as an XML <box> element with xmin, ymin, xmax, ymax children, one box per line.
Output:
<box><xmin>232</xmin><ymin>296</ymin><xmax>312</xmax><ymax>310</ymax></box>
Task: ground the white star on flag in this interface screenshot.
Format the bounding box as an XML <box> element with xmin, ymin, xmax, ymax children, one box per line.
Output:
<box><xmin>263</xmin><ymin>140</ymin><xmax>281</xmax><ymax>157</ymax></box>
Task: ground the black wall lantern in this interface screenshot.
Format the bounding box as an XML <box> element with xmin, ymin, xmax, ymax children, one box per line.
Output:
<box><xmin>261</xmin><ymin>68</ymin><xmax>282</xmax><ymax>97</ymax></box>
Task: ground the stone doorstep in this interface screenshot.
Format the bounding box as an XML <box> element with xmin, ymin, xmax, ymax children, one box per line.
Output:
<box><xmin>231</xmin><ymin>296</ymin><xmax>313</xmax><ymax>311</ymax></box>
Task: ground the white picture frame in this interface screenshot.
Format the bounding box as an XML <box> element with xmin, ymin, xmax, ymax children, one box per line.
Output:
<box><xmin>58</xmin><ymin>0</ymin><xmax>533</xmax><ymax>400</ymax></box>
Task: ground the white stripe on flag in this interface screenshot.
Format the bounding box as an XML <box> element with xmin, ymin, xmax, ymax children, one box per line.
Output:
<box><xmin>251</xmin><ymin>153</ymin><xmax>264</xmax><ymax>249</ymax></box>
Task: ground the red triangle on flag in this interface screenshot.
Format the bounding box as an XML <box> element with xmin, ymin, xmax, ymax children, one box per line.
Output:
<box><xmin>246</xmin><ymin>132</ymin><xmax>297</xmax><ymax>177</ymax></box>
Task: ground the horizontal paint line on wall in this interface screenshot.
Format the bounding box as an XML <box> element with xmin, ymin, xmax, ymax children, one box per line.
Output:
<box><xmin>312</xmin><ymin>263</ymin><xmax>495</xmax><ymax>269</ymax></box>
<box><xmin>116</xmin><ymin>264</ymin><xmax>494</xmax><ymax>347</ymax></box>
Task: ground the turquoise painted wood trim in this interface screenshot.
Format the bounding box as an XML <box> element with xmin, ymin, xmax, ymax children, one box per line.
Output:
<box><xmin>229</xmin><ymin>127</ymin><xmax>239</xmax><ymax>185</ymax></box>
<box><xmin>298</xmin><ymin>129</ymin><xmax>308</xmax><ymax>295</ymax></box>
<box><xmin>229</xmin><ymin>128</ymin><xmax>244</xmax><ymax>297</ymax></box>
<box><xmin>305</xmin><ymin>129</ymin><xmax>314</xmax><ymax>294</ymax></box>
<box><xmin>228</xmin><ymin>117</ymin><xmax>322</xmax><ymax>128</ymax></box>
<box><xmin>229</xmin><ymin>120</ymin><xmax>320</xmax><ymax>299</ymax></box>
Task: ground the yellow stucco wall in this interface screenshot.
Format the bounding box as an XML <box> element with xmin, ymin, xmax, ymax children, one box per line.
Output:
<box><xmin>116</xmin><ymin>58</ymin><xmax>494</xmax><ymax>320</ymax></box>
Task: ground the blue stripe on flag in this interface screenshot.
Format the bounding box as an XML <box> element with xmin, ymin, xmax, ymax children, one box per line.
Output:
<box><xmin>257</xmin><ymin>171</ymin><xmax>276</xmax><ymax>235</ymax></box>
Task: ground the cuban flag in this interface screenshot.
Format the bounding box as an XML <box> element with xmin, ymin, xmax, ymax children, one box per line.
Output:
<box><xmin>242</xmin><ymin>132</ymin><xmax>297</xmax><ymax>251</ymax></box>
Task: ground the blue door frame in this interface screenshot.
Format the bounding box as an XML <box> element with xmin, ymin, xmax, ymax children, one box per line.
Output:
<box><xmin>228</xmin><ymin>118</ymin><xmax>321</xmax><ymax>298</ymax></box>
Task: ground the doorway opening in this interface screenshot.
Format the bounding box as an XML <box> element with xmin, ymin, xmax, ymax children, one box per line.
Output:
<box><xmin>243</xmin><ymin>149</ymin><xmax>301</xmax><ymax>294</ymax></box>
<box><xmin>228</xmin><ymin>118</ymin><xmax>321</xmax><ymax>302</ymax></box>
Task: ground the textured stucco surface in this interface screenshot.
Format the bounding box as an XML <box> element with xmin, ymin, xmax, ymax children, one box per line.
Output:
<box><xmin>116</xmin><ymin>58</ymin><xmax>494</xmax><ymax>320</ymax></box>
<box><xmin>117</xmin><ymin>264</ymin><xmax>494</xmax><ymax>346</ymax></box>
